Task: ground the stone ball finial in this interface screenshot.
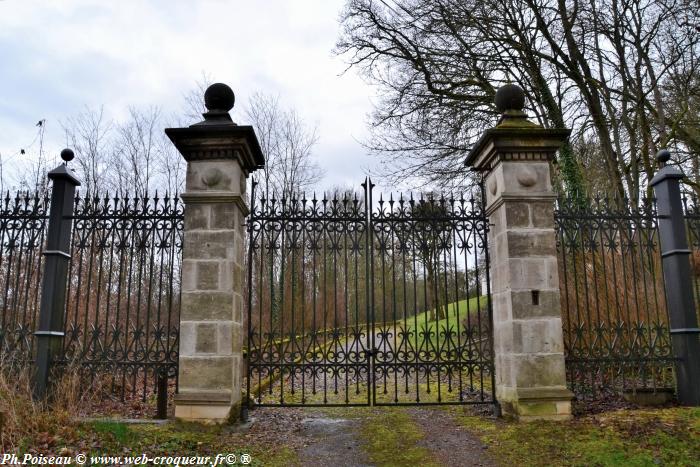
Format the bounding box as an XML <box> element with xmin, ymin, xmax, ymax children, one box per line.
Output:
<box><xmin>495</xmin><ymin>83</ymin><xmax>526</xmax><ymax>113</ymax></box>
<box><xmin>204</xmin><ymin>83</ymin><xmax>235</xmax><ymax>112</ymax></box>
<box><xmin>60</xmin><ymin>148</ymin><xmax>75</xmax><ymax>163</ymax></box>
<box><xmin>656</xmin><ymin>148</ymin><xmax>671</xmax><ymax>165</ymax></box>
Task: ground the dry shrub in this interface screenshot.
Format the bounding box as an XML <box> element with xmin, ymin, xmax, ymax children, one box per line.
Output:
<box><xmin>69</xmin><ymin>369</ymin><xmax>174</xmax><ymax>419</ymax></box>
<box><xmin>0</xmin><ymin>362</ymin><xmax>69</xmax><ymax>452</ymax></box>
<box><xmin>0</xmin><ymin>359</ymin><xmax>122</xmax><ymax>452</ymax></box>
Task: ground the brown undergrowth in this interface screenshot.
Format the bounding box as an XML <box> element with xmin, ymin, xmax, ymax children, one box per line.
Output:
<box><xmin>0</xmin><ymin>360</ymin><xmax>134</xmax><ymax>453</ymax></box>
<box><xmin>0</xmin><ymin>362</ymin><xmax>71</xmax><ymax>452</ymax></box>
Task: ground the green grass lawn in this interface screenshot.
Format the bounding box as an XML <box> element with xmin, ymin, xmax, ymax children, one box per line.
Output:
<box><xmin>247</xmin><ymin>296</ymin><xmax>489</xmax><ymax>355</ymax></box>
<box><xmin>375</xmin><ymin>296</ymin><xmax>489</xmax><ymax>350</ymax></box>
<box><xmin>400</xmin><ymin>295</ymin><xmax>488</xmax><ymax>331</ymax></box>
<box><xmin>449</xmin><ymin>405</ymin><xmax>700</xmax><ymax>467</ymax></box>
<box><xmin>349</xmin><ymin>404</ymin><xmax>700</xmax><ymax>467</ymax></box>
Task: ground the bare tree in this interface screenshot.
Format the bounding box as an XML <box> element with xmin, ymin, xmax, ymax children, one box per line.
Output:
<box><xmin>7</xmin><ymin>119</ymin><xmax>52</xmax><ymax>195</ymax></box>
<box><xmin>242</xmin><ymin>92</ymin><xmax>324</xmax><ymax>329</ymax></box>
<box><xmin>244</xmin><ymin>92</ymin><xmax>324</xmax><ymax>199</ymax></box>
<box><xmin>181</xmin><ymin>78</ymin><xmax>324</xmax><ymax>198</ymax></box>
<box><xmin>181</xmin><ymin>72</ymin><xmax>213</xmax><ymax>123</ymax></box>
<box><xmin>154</xmin><ymin>129</ymin><xmax>186</xmax><ymax>195</ymax></box>
<box><xmin>62</xmin><ymin>106</ymin><xmax>112</xmax><ymax>197</ymax></box>
<box><xmin>110</xmin><ymin>106</ymin><xmax>161</xmax><ymax>197</ymax></box>
<box><xmin>60</xmin><ymin>105</ymin><xmax>186</xmax><ymax>197</ymax></box>
<box><xmin>662</xmin><ymin>68</ymin><xmax>700</xmax><ymax>195</ymax></box>
<box><xmin>337</xmin><ymin>0</ymin><xmax>700</xmax><ymax>204</ymax></box>
<box><xmin>20</xmin><ymin>78</ymin><xmax>321</xmax><ymax>200</ymax></box>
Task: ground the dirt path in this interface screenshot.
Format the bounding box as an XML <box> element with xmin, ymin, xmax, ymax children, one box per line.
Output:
<box><xmin>299</xmin><ymin>412</ymin><xmax>372</xmax><ymax>467</ymax></box>
<box><xmin>246</xmin><ymin>404</ymin><xmax>496</xmax><ymax>466</ymax></box>
<box><xmin>408</xmin><ymin>407</ymin><xmax>497</xmax><ymax>467</ymax></box>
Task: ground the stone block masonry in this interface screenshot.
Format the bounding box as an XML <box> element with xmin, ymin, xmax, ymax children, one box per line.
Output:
<box><xmin>465</xmin><ymin>84</ymin><xmax>573</xmax><ymax>421</ymax></box>
<box><xmin>165</xmin><ymin>83</ymin><xmax>264</xmax><ymax>423</ymax></box>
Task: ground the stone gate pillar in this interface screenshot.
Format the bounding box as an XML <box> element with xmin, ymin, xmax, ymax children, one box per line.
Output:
<box><xmin>166</xmin><ymin>83</ymin><xmax>264</xmax><ymax>422</ymax></box>
<box><xmin>465</xmin><ymin>84</ymin><xmax>573</xmax><ymax>421</ymax></box>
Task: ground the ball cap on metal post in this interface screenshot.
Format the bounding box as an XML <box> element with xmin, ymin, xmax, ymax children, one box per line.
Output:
<box><xmin>60</xmin><ymin>148</ymin><xmax>75</xmax><ymax>163</ymax></box>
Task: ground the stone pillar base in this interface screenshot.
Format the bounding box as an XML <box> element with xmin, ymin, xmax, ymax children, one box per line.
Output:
<box><xmin>174</xmin><ymin>392</ymin><xmax>235</xmax><ymax>424</ymax></box>
<box><xmin>500</xmin><ymin>387</ymin><xmax>573</xmax><ymax>421</ymax></box>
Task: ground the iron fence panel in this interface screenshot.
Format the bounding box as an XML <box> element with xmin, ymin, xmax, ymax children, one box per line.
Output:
<box><xmin>0</xmin><ymin>191</ymin><xmax>183</xmax><ymax>402</ymax></box>
<box><xmin>0</xmin><ymin>192</ymin><xmax>50</xmax><ymax>362</ymax></box>
<box><xmin>555</xmin><ymin>197</ymin><xmax>675</xmax><ymax>399</ymax></box>
<box><xmin>61</xmin><ymin>193</ymin><xmax>183</xmax><ymax>399</ymax></box>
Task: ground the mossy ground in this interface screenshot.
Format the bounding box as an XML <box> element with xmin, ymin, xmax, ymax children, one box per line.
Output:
<box><xmin>308</xmin><ymin>405</ymin><xmax>437</xmax><ymax>467</ymax></box>
<box><xmin>9</xmin><ymin>375</ymin><xmax>699</xmax><ymax>467</ymax></box>
<box><xmin>355</xmin><ymin>408</ymin><xmax>438</xmax><ymax>466</ymax></box>
<box><xmin>447</xmin><ymin>405</ymin><xmax>700</xmax><ymax>467</ymax></box>
<box><xmin>12</xmin><ymin>405</ymin><xmax>700</xmax><ymax>466</ymax></box>
<box><xmin>70</xmin><ymin>420</ymin><xmax>298</xmax><ymax>467</ymax></box>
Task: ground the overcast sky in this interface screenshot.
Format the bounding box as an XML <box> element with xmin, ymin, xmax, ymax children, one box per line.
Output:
<box><xmin>0</xmin><ymin>0</ymin><xmax>385</xmax><ymax>192</ymax></box>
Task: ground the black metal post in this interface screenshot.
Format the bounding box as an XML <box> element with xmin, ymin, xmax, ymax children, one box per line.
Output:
<box><xmin>33</xmin><ymin>149</ymin><xmax>80</xmax><ymax>400</ymax></box>
<box><xmin>650</xmin><ymin>149</ymin><xmax>700</xmax><ymax>406</ymax></box>
<box><xmin>156</xmin><ymin>368</ymin><xmax>169</xmax><ymax>419</ymax></box>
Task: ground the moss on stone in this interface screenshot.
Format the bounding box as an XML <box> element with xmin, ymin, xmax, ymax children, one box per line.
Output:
<box><xmin>227</xmin><ymin>400</ymin><xmax>241</xmax><ymax>424</ymax></box>
<box><xmin>517</xmin><ymin>401</ymin><xmax>558</xmax><ymax>416</ymax></box>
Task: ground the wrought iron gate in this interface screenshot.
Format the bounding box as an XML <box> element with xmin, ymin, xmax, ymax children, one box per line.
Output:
<box><xmin>245</xmin><ymin>179</ymin><xmax>494</xmax><ymax>407</ymax></box>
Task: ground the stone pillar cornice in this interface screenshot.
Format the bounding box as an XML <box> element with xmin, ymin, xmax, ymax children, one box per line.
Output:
<box><xmin>165</xmin><ymin>125</ymin><xmax>264</xmax><ymax>172</ymax></box>
<box><xmin>466</xmin><ymin>126</ymin><xmax>571</xmax><ymax>173</ymax></box>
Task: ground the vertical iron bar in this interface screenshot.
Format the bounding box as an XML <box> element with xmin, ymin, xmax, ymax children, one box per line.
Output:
<box><xmin>364</xmin><ymin>179</ymin><xmax>374</xmax><ymax>405</ymax></box>
<box><xmin>322</xmin><ymin>196</ymin><xmax>327</xmax><ymax>403</ymax></box>
<box><xmin>451</xmin><ymin>199</ymin><xmax>463</xmax><ymax>401</ymax></box>
<box><xmin>156</xmin><ymin>367</ymin><xmax>168</xmax><ymax>419</ymax></box>
<box><xmin>401</xmin><ymin>197</ymin><xmax>410</xmax><ymax>399</ymax></box>
<box><xmin>343</xmin><ymin>195</ymin><xmax>350</xmax><ymax>402</ymax></box>
<box><xmin>389</xmin><ymin>196</ymin><xmax>398</xmax><ymax>402</ymax></box>
<box><xmin>290</xmin><ymin>198</ymin><xmax>297</xmax><ymax>399</ymax></box>
<box><xmin>300</xmin><ymin>194</ymin><xmax>307</xmax><ymax>404</ymax></box>
<box><xmin>243</xmin><ymin>179</ymin><xmax>257</xmax><ymax>421</ymax></box>
<box><xmin>279</xmin><ymin>198</ymin><xmax>286</xmax><ymax>404</ymax></box>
